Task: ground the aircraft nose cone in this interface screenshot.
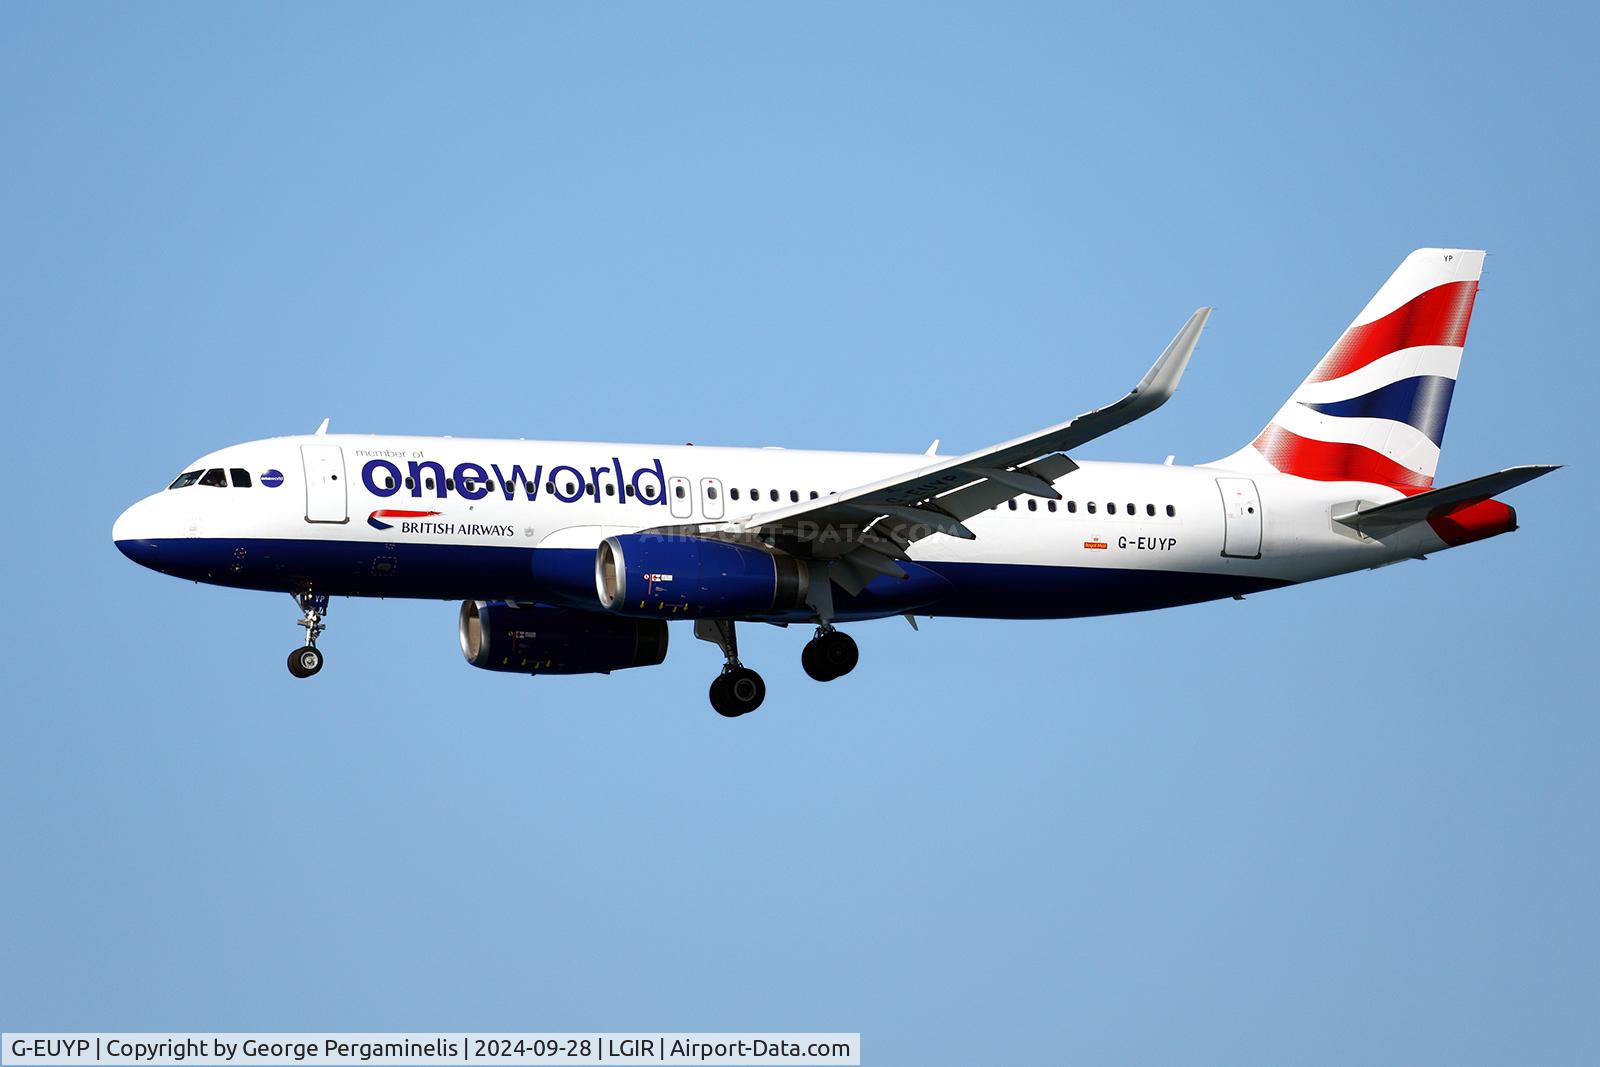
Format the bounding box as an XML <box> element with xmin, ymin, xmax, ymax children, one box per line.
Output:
<box><xmin>113</xmin><ymin>496</ymin><xmax>164</xmax><ymax>567</ymax></box>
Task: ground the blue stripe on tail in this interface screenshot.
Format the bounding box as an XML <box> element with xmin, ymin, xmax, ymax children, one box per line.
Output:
<box><xmin>1302</xmin><ymin>375</ymin><xmax>1456</xmax><ymax>447</ymax></box>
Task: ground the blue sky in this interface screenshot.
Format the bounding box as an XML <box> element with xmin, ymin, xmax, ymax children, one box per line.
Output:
<box><xmin>2</xmin><ymin>4</ymin><xmax>1595</xmax><ymax>1064</ymax></box>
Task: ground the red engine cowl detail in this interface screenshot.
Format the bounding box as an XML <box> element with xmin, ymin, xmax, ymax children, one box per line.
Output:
<box><xmin>1427</xmin><ymin>499</ymin><xmax>1517</xmax><ymax>547</ymax></box>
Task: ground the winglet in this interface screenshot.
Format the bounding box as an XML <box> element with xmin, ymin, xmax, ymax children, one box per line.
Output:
<box><xmin>314</xmin><ymin>417</ymin><xmax>330</xmax><ymax>436</ymax></box>
<box><xmin>1127</xmin><ymin>307</ymin><xmax>1211</xmax><ymax>413</ymax></box>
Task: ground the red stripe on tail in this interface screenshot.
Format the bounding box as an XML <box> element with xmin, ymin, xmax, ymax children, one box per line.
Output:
<box><xmin>1307</xmin><ymin>280</ymin><xmax>1477</xmax><ymax>384</ymax></box>
<box><xmin>1252</xmin><ymin>424</ymin><xmax>1434</xmax><ymax>491</ymax></box>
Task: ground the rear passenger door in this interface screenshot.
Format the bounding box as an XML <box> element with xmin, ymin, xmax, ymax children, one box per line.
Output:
<box><xmin>1216</xmin><ymin>477</ymin><xmax>1261</xmax><ymax>558</ymax></box>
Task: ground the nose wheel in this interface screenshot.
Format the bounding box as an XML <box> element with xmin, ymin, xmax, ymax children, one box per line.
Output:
<box><xmin>802</xmin><ymin>627</ymin><xmax>858</xmax><ymax>682</ymax></box>
<box><xmin>694</xmin><ymin>619</ymin><xmax>765</xmax><ymax>717</ymax></box>
<box><xmin>288</xmin><ymin>645</ymin><xmax>324</xmax><ymax>678</ymax></box>
<box><xmin>287</xmin><ymin>592</ymin><xmax>329</xmax><ymax>678</ymax></box>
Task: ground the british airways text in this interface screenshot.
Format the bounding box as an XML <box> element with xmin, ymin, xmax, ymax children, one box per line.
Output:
<box><xmin>361</xmin><ymin>457</ymin><xmax>667</xmax><ymax>504</ymax></box>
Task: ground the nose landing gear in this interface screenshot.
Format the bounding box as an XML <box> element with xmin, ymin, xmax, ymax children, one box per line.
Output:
<box><xmin>802</xmin><ymin>626</ymin><xmax>858</xmax><ymax>682</ymax></box>
<box><xmin>287</xmin><ymin>592</ymin><xmax>328</xmax><ymax>678</ymax></box>
<box><xmin>695</xmin><ymin>619</ymin><xmax>766</xmax><ymax>717</ymax></box>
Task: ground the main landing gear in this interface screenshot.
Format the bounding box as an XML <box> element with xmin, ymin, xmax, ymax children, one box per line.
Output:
<box><xmin>801</xmin><ymin>626</ymin><xmax>858</xmax><ymax>682</ymax></box>
<box><xmin>287</xmin><ymin>592</ymin><xmax>328</xmax><ymax>678</ymax></box>
<box><xmin>696</xmin><ymin>619</ymin><xmax>862</xmax><ymax>717</ymax></box>
<box><xmin>695</xmin><ymin>619</ymin><xmax>766</xmax><ymax>718</ymax></box>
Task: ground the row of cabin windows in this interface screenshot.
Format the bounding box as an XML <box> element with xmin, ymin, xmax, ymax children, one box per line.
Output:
<box><xmin>165</xmin><ymin>467</ymin><xmax>1170</xmax><ymax>520</ymax></box>
<box><xmin>378</xmin><ymin>475</ymin><xmax>829</xmax><ymax>505</ymax></box>
<box><xmin>169</xmin><ymin>468</ymin><xmax>252</xmax><ymax>489</ymax></box>
<box><xmin>381</xmin><ymin>474</ymin><xmax>665</xmax><ymax>500</ymax></box>
<box><xmin>1004</xmin><ymin>498</ymin><xmax>1178</xmax><ymax>518</ymax></box>
<box><xmin>724</xmin><ymin>488</ymin><xmax>820</xmax><ymax>502</ymax></box>
<box><xmin>370</xmin><ymin>471</ymin><xmax>1175</xmax><ymax>520</ymax></box>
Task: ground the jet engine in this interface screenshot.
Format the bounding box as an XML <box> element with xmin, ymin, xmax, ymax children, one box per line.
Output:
<box><xmin>595</xmin><ymin>534</ymin><xmax>809</xmax><ymax>618</ymax></box>
<box><xmin>458</xmin><ymin>600</ymin><xmax>668</xmax><ymax>675</ymax></box>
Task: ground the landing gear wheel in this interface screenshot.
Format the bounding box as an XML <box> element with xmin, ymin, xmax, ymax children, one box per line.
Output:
<box><xmin>288</xmin><ymin>592</ymin><xmax>330</xmax><ymax>678</ymax></box>
<box><xmin>710</xmin><ymin>667</ymin><xmax>765</xmax><ymax>716</ymax></box>
<box><xmin>287</xmin><ymin>645</ymin><xmax>324</xmax><ymax>678</ymax></box>
<box><xmin>803</xmin><ymin>630</ymin><xmax>858</xmax><ymax>681</ymax></box>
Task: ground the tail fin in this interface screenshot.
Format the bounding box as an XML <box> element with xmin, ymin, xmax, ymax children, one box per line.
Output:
<box><xmin>1213</xmin><ymin>248</ymin><xmax>1485</xmax><ymax>493</ymax></box>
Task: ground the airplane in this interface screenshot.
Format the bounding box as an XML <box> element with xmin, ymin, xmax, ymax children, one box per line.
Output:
<box><xmin>113</xmin><ymin>248</ymin><xmax>1557</xmax><ymax>716</ymax></box>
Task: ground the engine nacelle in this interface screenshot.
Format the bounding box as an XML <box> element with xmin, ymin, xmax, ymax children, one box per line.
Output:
<box><xmin>458</xmin><ymin>600</ymin><xmax>668</xmax><ymax>675</ymax></box>
<box><xmin>595</xmin><ymin>534</ymin><xmax>809</xmax><ymax>618</ymax></box>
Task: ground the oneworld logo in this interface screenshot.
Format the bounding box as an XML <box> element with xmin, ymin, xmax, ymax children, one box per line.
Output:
<box><xmin>360</xmin><ymin>456</ymin><xmax>668</xmax><ymax>505</ymax></box>
<box><xmin>260</xmin><ymin>469</ymin><xmax>284</xmax><ymax>488</ymax></box>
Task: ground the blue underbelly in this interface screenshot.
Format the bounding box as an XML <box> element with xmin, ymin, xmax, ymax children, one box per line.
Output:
<box><xmin>114</xmin><ymin>537</ymin><xmax>1289</xmax><ymax>619</ymax></box>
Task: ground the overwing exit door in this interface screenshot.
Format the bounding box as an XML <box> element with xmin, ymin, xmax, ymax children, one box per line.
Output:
<box><xmin>700</xmin><ymin>477</ymin><xmax>725</xmax><ymax>520</ymax></box>
<box><xmin>668</xmin><ymin>475</ymin><xmax>693</xmax><ymax>520</ymax></box>
<box><xmin>301</xmin><ymin>445</ymin><xmax>348</xmax><ymax>524</ymax></box>
<box><xmin>1216</xmin><ymin>477</ymin><xmax>1261</xmax><ymax>558</ymax></box>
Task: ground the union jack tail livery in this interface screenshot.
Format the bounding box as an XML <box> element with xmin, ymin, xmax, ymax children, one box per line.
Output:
<box><xmin>1216</xmin><ymin>248</ymin><xmax>1484</xmax><ymax>493</ymax></box>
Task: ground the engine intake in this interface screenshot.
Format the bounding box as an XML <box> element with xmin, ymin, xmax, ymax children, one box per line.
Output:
<box><xmin>459</xmin><ymin>600</ymin><xmax>668</xmax><ymax>675</ymax></box>
<box><xmin>596</xmin><ymin>534</ymin><xmax>809</xmax><ymax>618</ymax></box>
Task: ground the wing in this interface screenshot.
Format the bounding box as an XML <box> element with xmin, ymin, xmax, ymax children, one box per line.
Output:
<box><xmin>657</xmin><ymin>307</ymin><xmax>1211</xmax><ymax>594</ymax></box>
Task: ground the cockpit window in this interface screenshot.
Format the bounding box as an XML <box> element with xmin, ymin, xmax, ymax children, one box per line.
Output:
<box><xmin>230</xmin><ymin>468</ymin><xmax>252</xmax><ymax>488</ymax></box>
<box><xmin>199</xmin><ymin>468</ymin><xmax>227</xmax><ymax>487</ymax></box>
<box><xmin>168</xmin><ymin>470</ymin><xmax>204</xmax><ymax>489</ymax></box>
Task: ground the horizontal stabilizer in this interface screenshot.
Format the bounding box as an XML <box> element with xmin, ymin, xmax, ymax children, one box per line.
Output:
<box><xmin>1333</xmin><ymin>464</ymin><xmax>1559</xmax><ymax>532</ymax></box>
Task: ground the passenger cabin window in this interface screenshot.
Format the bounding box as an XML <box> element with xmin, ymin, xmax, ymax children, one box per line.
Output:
<box><xmin>199</xmin><ymin>468</ymin><xmax>227</xmax><ymax>488</ymax></box>
<box><xmin>1027</xmin><ymin>499</ymin><xmax>1037</xmax><ymax>511</ymax></box>
<box><xmin>626</xmin><ymin>485</ymin><xmax>636</xmax><ymax>497</ymax></box>
<box><xmin>1166</xmin><ymin>504</ymin><xmax>1176</xmax><ymax>517</ymax></box>
<box><xmin>1107</xmin><ymin>502</ymin><xmax>1116</xmax><ymax>515</ymax></box>
<box><xmin>1067</xmin><ymin>500</ymin><xmax>1077</xmax><ymax>513</ymax></box>
<box><xmin>230</xmin><ymin>468</ymin><xmax>252</xmax><ymax>488</ymax></box>
<box><xmin>770</xmin><ymin>489</ymin><xmax>779</xmax><ymax>502</ymax></box>
<box><xmin>1047</xmin><ymin>500</ymin><xmax>1057</xmax><ymax>512</ymax></box>
<box><xmin>1146</xmin><ymin>503</ymin><xmax>1155</xmax><ymax>517</ymax></box>
<box><xmin>1087</xmin><ymin>502</ymin><xmax>1096</xmax><ymax>514</ymax></box>
<box><xmin>1007</xmin><ymin>500</ymin><xmax>1017</xmax><ymax>510</ymax></box>
<box><xmin>731</xmin><ymin>488</ymin><xmax>740</xmax><ymax>500</ymax></box>
<box><xmin>169</xmin><ymin>470</ymin><xmax>203</xmax><ymax>489</ymax></box>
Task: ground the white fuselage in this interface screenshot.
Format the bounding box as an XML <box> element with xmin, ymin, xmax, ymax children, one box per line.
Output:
<box><xmin>113</xmin><ymin>433</ymin><xmax>1453</xmax><ymax>621</ymax></box>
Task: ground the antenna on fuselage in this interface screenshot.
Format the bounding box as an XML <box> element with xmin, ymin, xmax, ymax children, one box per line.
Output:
<box><xmin>314</xmin><ymin>418</ymin><xmax>330</xmax><ymax>436</ymax></box>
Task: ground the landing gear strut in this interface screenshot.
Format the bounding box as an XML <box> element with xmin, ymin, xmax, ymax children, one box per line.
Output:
<box><xmin>287</xmin><ymin>592</ymin><xmax>328</xmax><ymax>678</ymax></box>
<box><xmin>695</xmin><ymin>619</ymin><xmax>765</xmax><ymax>717</ymax></box>
<box><xmin>802</xmin><ymin>626</ymin><xmax>858</xmax><ymax>682</ymax></box>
